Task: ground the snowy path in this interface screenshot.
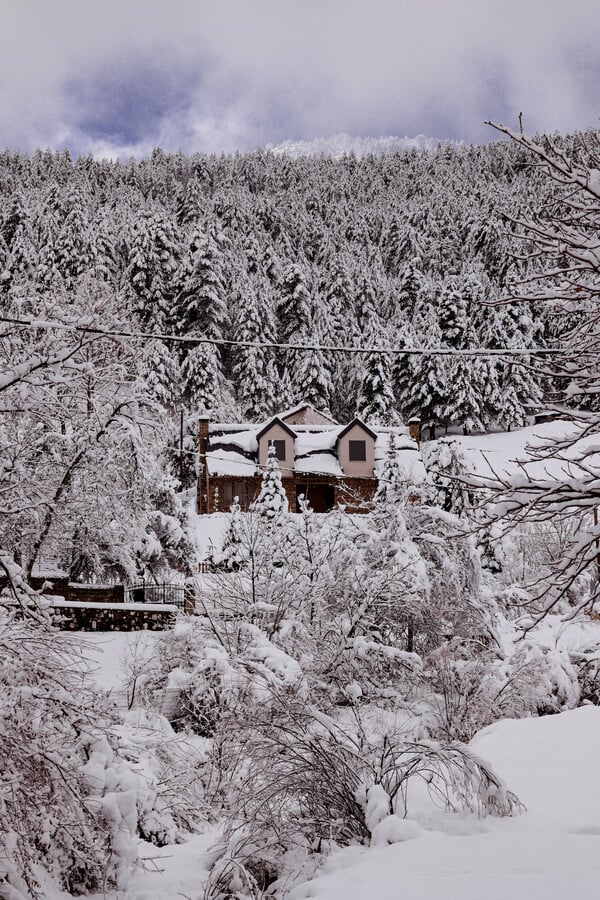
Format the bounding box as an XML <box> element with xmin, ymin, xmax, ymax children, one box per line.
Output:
<box><xmin>120</xmin><ymin>828</ymin><xmax>222</xmax><ymax>900</ymax></box>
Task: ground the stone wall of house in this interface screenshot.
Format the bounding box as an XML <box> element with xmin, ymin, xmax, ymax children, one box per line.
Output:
<box><xmin>207</xmin><ymin>475</ymin><xmax>263</xmax><ymax>512</ymax></box>
<box><xmin>334</xmin><ymin>477</ymin><xmax>377</xmax><ymax>511</ymax></box>
<box><xmin>205</xmin><ymin>473</ymin><xmax>376</xmax><ymax>514</ymax></box>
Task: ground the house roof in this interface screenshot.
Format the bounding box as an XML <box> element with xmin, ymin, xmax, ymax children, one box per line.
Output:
<box><xmin>336</xmin><ymin>418</ymin><xmax>378</xmax><ymax>443</ymax></box>
<box><xmin>255</xmin><ymin>416</ymin><xmax>297</xmax><ymax>441</ymax></box>
<box><xmin>278</xmin><ymin>402</ymin><xmax>338</xmax><ymax>424</ymax></box>
<box><xmin>204</xmin><ymin>412</ymin><xmax>418</xmax><ymax>479</ymax></box>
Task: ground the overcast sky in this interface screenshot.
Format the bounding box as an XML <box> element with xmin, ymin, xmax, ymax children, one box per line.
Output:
<box><xmin>2</xmin><ymin>0</ymin><xmax>599</xmax><ymax>157</ymax></box>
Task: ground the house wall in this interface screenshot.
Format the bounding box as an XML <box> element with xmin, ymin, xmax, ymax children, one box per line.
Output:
<box><xmin>207</xmin><ymin>475</ymin><xmax>263</xmax><ymax>512</ymax></box>
<box><xmin>337</xmin><ymin>423</ymin><xmax>375</xmax><ymax>477</ymax></box>
<box><xmin>257</xmin><ymin>422</ymin><xmax>295</xmax><ymax>477</ymax></box>
<box><xmin>206</xmin><ymin>473</ymin><xmax>376</xmax><ymax>514</ymax></box>
<box><xmin>334</xmin><ymin>477</ymin><xmax>377</xmax><ymax>511</ymax></box>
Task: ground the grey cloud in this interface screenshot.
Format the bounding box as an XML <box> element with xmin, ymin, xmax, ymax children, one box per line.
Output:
<box><xmin>1</xmin><ymin>0</ymin><xmax>599</xmax><ymax>156</ymax></box>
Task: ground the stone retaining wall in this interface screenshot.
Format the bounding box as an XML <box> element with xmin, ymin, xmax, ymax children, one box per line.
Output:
<box><xmin>51</xmin><ymin>601</ymin><xmax>176</xmax><ymax>631</ymax></box>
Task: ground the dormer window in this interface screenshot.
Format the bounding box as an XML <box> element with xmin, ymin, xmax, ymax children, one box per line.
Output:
<box><xmin>271</xmin><ymin>439</ymin><xmax>286</xmax><ymax>461</ymax></box>
<box><xmin>349</xmin><ymin>440</ymin><xmax>366</xmax><ymax>462</ymax></box>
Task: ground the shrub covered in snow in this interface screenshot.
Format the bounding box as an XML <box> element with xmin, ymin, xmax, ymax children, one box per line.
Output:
<box><xmin>0</xmin><ymin>608</ymin><xmax>138</xmax><ymax>897</ymax></box>
<box><xmin>205</xmin><ymin>701</ymin><xmax>523</xmax><ymax>896</ymax></box>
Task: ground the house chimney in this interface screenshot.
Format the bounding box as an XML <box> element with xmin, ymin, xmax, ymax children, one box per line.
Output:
<box><xmin>198</xmin><ymin>416</ymin><xmax>210</xmax><ymax>514</ymax></box>
<box><xmin>408</xmin><ymin>416</ymin><xmax>422</xmax><ymax>445</ymax></box>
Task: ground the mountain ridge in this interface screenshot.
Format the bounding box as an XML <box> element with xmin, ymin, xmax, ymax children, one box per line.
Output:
<box><xmin>266</xmin><ymin>133</ymin><xmax>461</xmax><ymax>158</ymax></box>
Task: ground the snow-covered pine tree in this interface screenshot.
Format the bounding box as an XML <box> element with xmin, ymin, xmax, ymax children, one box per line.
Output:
<box><xmin>357</xmin><ymin>350</ymin><xmax>399</xmax><ymax>426</ymax></box>
<box><xmin>231</xmin><ymin>279</ymin><xmax>278</xmax><ymax>420</ymax></box>
<box><xmin>400</xmin><ymin>300</ymin><xmax>449</xmax><ymax>437</ymax></box>
<box><xmin>214</xmin><ymin>496</ymin><xmax>248</xmax><ymax>570</ymax></box>
<box><xmin>173</xmin><ymin>223</ymin><xmax>229</xmax><ymax>408</ymax></box>
<box><xmin>140</xmin><ymin>338</ymin><xmax>182</xmax><ymax>409</ymax></box>
<box><xmin>252</xmin><ymin>444</ymin><xmax>289</xmax><ymax>520</ymax></box>
<box><xmin>277</xmin><ymin>262</ymin><xmax>312</xmax><ymax>344</ymax></box>
<box><xmin>126</xmin><ymin>209</ymin><xmax>180</xmax><ymax>330</ymax></box>
<box><xmin>173</xmin><ymin>222</ymin><xmax>228</xmax><ymax>340</ymax></box>
<box><xmin>374</xmin><ymin>431</ymin><xmax>403</xmax><ymax>506</ymax></box>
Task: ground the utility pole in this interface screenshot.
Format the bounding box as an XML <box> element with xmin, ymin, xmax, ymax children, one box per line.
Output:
<box><xmin>594</xmin><ymin>506</ymin><xmax>600</xmax><ymax>579</ymax></box>
<box><xmin>179</xmin><ymin>408</ymin><xmax>184</xmax><ymax>487</ymax></box>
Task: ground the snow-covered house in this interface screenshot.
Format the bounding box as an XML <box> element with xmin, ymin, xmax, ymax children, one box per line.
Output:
<box><xmin>197</xmin><ymin>403</ymin><xmax>420</xmax><ymax>514</ymax></box>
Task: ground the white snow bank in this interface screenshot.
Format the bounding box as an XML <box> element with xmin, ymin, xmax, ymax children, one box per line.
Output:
<box><xmin>67</xmin><ymin>631</ymin><xmax>162</xmax><ymax>691</ymax></box>
<box><xmin>471</xmin><ymin>706</ymin><xmax>600</xmax><ymax>832</ymax></box>
<box><xmin>103</xmin><ymin>828</ymin><xmax>221</xmax><ymax>900</ymax></box>
<box><xmin>51</xmin><ymin>599</ymin><xmax>177</xmax><ymax>611</ymax></box>
<box><xmin>447</xmin><ymin>419</ymin><xmax>600</xmax><ymax>483</ymax></box>
<box><xmin>292</xmin><ymin>707</ymin><xmax>600</xmax><ymax>900</ymax></box>
<box><xmin>187</xmin><ymin>507</ymin><xmax>230</xmax><ymax>558</ymax></box>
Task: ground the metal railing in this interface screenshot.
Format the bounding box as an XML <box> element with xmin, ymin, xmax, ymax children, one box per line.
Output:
<box><xmin>125</xmin><ymin>582</ymin><xmax>186</xmax><ymax>610</ymax></box>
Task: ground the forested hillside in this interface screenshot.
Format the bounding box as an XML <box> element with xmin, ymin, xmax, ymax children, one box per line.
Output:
<box><xmin>3</xmin><ymin>129</ymin><xmax>600</xmax><ymax>899</ymax></box>
<box><xmin>1</xmin><ymin>134</ymin><xmax>582</xmax><ymax>432</ymax></box>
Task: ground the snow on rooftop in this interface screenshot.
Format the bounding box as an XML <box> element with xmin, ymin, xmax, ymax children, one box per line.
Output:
<box><xmin>48</xmin><ymin>599</ymin><xmax>178</xmax><ymax>612</ymax></box>
<box><xmin>278</xmin><ymin>402</ymin><xmax>338</xmax><ymax>423</ymax></box>
<box><xmin>295</xmin><ymin>427</ymin><xmax>342</xmax><ymax>453</ymax></box>
<box><xmin>213</xmin><ymin>429</ymin><xmax>259</xmax><ymax>452</ymax></box>
<box><xmin>295</xmin><ymin>452</ymin><xmax>343</xmax><ymax>476</ymax></box>
<box><xmin>208</xmin><ymin>422</ymin><xmax>254</xmax><ymax>433</ymax></box>
<box><xmin>206</xmin><ymin>449</ymin><xmax>257</xmax><ymax>477</ymax></box>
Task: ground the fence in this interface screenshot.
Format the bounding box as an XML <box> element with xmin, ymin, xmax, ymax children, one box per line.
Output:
<box><xmin>125</xmin><ymin>581</ymin><xmax>186</xmax><ymax>610</ymax></box>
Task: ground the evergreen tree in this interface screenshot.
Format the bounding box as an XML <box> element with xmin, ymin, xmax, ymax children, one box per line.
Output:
<box><xmin>173</xmin><ymin>223</ymin><xmax>228</xmax><ymax>340</ymax></box>
<box><xmin>173</xmin><ymin>223</ymin><xmax>229</xmax><ymax>406</ymax></box>
<box><xmin>295</xmin><ymin>344</ymin><xmax>334</xmax><ymax>412</ymax></box>
<box><xmin>215</xmin><ymin>496</ymin><xmax>247</xmax><ymax>570</ymax></box>
<box><xmin>277</xmin><ymin>262</ymin><xmax>312</xmax><ymax>344</ymax></box>
<box><xmin>374</xmin><ymin>432</ymin><xmax>403</xmax><ymax>506</ymax></box>
<box><xmin>126</xmin><ymin>209</ymin><xmax>180</xmax><ymax>330</ymax></box>
<box><xmin>422</xmin><ymin>440</ymin><xmax>475</xmax><ymax>518</ymax></box>
<box><xmin>232</xmin><ymin>280</ymin><xmax>278</xmax><ymax>420</ymax></box>
<box><xmin>252</xmin><ymin>445</ymin><xmax>289</xmax><ymax>520</ymax></box>
<box><xmin>181</xmin><ymin>342</ymin><xmax>221</xmax><ymax>411</ymax></box>
<box><xmin>141</xmin><ymin>339</ymin><xmax>182</xmax><ymax>409</ymax></box>
<box><xmin>401</xmin><ymin>304</ymin><xmax>449</xmax><ymax>436</ymax></box>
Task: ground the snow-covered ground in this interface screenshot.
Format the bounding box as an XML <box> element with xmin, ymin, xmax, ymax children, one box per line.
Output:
<box><xmin>187</xmin><ymin>504</ymin><xmax>230</xmax><ymax>561</ymax></box>
<box><xmin>449</xmin><ymin>418</ymin><xmax>600</xmax><ymax>483</ymax></box>
<box><xmin>70</xmin><ymin>631</ymin><xmax>162</xmax><ymax>696</ymax></box>
<box><xmin>290</xmin><ymin>707</ymin><xmax>600</xmax><ymax>900</ymax></box>
<box><xmin>67</xmin><ymin>614</ymin><xmax>600</xmax><ymax>900</ymax></box>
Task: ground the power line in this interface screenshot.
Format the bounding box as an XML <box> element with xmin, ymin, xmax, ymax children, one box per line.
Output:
<box><xmin>0</xmin><ymin>314</ymin><xmax>569</xmax><ymax>358</ymax></box>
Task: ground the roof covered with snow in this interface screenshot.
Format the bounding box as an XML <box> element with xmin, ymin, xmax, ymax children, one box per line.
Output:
<box><xmin>206</xmin><ymin>449</ymin><xmax>258</xmax><ymax>477</ymax></box>
<box><xmin>203</xmin><ymin>411</ymin><xmax>415</xmax><ymax>478</ymax></box>
<box><xmin>295</xmin><ymin>452</ymin><xmax>343</xmax><ymax>476</ymax></box>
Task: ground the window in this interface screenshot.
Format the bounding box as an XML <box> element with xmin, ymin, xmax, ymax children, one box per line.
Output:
<box><xmin>348</xmin><ymin>439</ymin><xmax>366</xmax><ymax>462</ymax></box>
<box><xmin>271</xmin><ymin>439</ymin><xmax>286</xmax><ymax>461</ymax></box>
